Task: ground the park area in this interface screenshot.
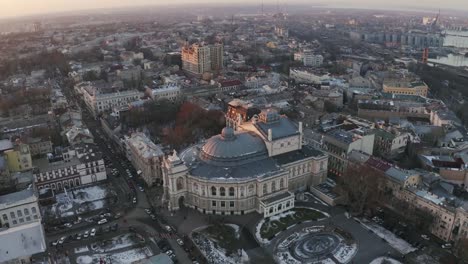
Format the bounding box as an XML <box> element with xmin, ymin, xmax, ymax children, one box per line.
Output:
<box><xmin>256</xmin><ymin>207</ymin><xmax>329</xmax><ymax>243</ymax></box>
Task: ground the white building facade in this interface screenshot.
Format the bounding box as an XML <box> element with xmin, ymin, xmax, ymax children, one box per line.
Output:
<box><xmin>162</xmin><ymin>110</ymin><xmax>328</xmax><ymax>217</ymax></box>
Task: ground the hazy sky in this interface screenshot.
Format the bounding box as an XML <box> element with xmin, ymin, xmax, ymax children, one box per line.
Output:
<box><xmin>0</xmin><ymin>0</ymin><xmax>466</xmax><ymax>18</ymax></box>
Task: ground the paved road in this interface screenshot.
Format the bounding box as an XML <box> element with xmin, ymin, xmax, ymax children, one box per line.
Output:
<box><xmin>46</xmin><ymin>83</ymin><xmax>194</xmax><ymax>264</ymax></box>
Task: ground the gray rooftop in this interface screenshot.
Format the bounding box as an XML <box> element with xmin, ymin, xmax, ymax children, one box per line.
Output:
<box><xmin>255</xmin><ymin>117</ymin><xmax>300</xmax><ymax>140</ymax></box>
<box><xmin>0</xmin><ymin>139</ymin><xmax>13</xmax><ymax>152</ymax></box>
<box><xmin>384</xmin><ymin>167</ymin><xmax>415</xmax><ymax>183</ymax></box>
<box><xmin>0</xmin><ymin>189</ymin><xmax>36</xmax><ymax>208</ymax></box>
<box><xmin>0</xmin><ymin>221</ymin><xmax>46</xmax><ymax>262</ymax></box>
<box><xmin>181</xmin><ymin>145</ymin><xmax>283</xmax><ymax>180</ymax></box>
<box><xmin>274</xmin><ymin>145</ymin><xmax>326</xmax><ymax>165</ymax></box>
<box><xmin>262</xmin><ymin>191</ymin><xmax>293</xmax><ymax>205</ymax></box>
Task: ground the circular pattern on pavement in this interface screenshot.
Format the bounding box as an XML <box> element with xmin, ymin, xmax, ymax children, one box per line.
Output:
<box><xmin>291</xmin><ymin>232</ymin><xmax>340</xmax><ymax>261</ymax></box>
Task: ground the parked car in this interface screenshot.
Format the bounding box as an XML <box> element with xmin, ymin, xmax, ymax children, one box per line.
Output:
<box><xmin>150</xmin><ymin>214</ymin><xmax>156</xmax><ymax>221</ymax></box>
<box><xmin>176</xmin><ymin>239</ymin><xmax>184</xmax><ymax>246</ymax></box>
<box><xmin>442</xmin><ymin>243</ymin><xmax>452</xmax><ymax>249</ymax></box>
<box><xmin>145</xmin><ymin>209</ymin><xmax>151</xmax><ymax>214</ymax></box>
<box><xmin>421</xmin><ymin>234</ymin><xmax>430</xmax><ymax>240</ymax></box>
<box><xmin>51</xmin><ymin>240</ymin><xmax>59</xmax><ymax>246</ymax></box>
<box><xmin>98</xmin><ymin>219</ymin><xmax>108</xmax><ymax>225</ymax></box>
<box><xmin>76</xmin><ymin>234</ymin><xmax>82</xmax><ymax>240</ymax></box>
<box><xmin>133</xmin><ymin>197</ymin><xmax>137</xmax><ymax>204</ymax></box>
<box><xmin>90</xmin><ymin>228</ymin><xmax>96</xmax><ymax>237</ymax></box>
<box><xmin>165</xmin><ymin>226</ymin><xmax>172</xmax><ymax>232</ymax></box>
<box><xmin>63</xmin><ymin>223</ymin><xmax>72</xmax><ymax>228</ymax></box>
<box><xmin>84</xmin><ymin>231</ymin><xmax>89</xmax><ymax>238</ymax></box>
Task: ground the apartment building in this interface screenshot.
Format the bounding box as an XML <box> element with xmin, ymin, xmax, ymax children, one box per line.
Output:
<box><xmin>383</xmin><ymin>78</ymin><xmax>429</xmax><ymax>97</ymax></box>
<box><xmin>76</xmin><ymin>81</ymin><xmax>142</xmax><ymax>117</ymax></box>
<box><xmin>181</xmin><ymin>43</ymin><xmax>223</xmax><ymax>75</ymax></box>
<box><xmin>322</xmin><ymin>129</ymin><xmax>374</xmax><ymax>177</ymax></box>
<box><xmin>147</xmin><ymin>84</ymin><xmax>181</xmax><ymax>101</ymax></box>
<box><xmin>0</xmin><ymin>188</ymin><xmax>41</xmax><ymax>228</ymax></box>
<box><xmin>125</xmin><ymin>133</ymin><xmax>164</xmax><ymax>186</ymax></box>
<box><xmin>33</xmin><ymin>144</ymin><xmax>107</xmax><ymax>192</ymax></box>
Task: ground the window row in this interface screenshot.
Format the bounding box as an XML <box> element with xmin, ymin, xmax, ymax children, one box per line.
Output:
<box><xmin>3</xmin><ymin>207</ymin><xmax>38</xmax><ymax>221</ymax></box>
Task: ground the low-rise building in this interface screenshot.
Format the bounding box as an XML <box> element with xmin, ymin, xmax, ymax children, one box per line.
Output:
<box><xmin>33</xmin><ymin>144</ymin><xmax>106</xmax><ymax>192</ymax></box>
<box><xmin>77</xmin><ymin>81</ymin><xmax>142</xmax><ymax>117</ymax></box>
<box><xmin>322</xmin><ymin>129</ymin><xmax>375</xmax><ymax>177</ymax></box>
<box><xmin>0</xmin><ymin>221</ymin><xmax>46</xmax><ymax>264</ymax></box>
<box><xmin>289</xmin><ymin>67</ymin><xmax>329</xmax><ymax>84</ymax></box>
<box><xmin>4</xmin><ymin>142</ymin><xmax>32</xmax><ymax>173</ymax></box>
<box><xmin>373</xmin><ymin>129</ymin><xmax>410</xmax><ymax>157</ymax></box>
<box><xmin>147</xmin><ymin>84</ymin><xmax>181</xmax><ymax>101</ymax></box>
<box><xmin>383</xmin><ymin>77</ymin><xmax>429</xmax><ymax>97</ymax></box>
<box><xmin>125</xmin><ymin>133</ymin><xmax>164</xmax><ymax>186</ymax></box>
<box><xmin>0</xmin><ymin>188</ymin><xmax>41</xmax><ymax>228</ymax></box>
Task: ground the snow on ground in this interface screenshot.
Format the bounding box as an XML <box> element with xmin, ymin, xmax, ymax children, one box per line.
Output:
<box><xmin>333</xmin><ymin>243</ymin><xmax>358</xmax><ymax>263</ymax></box>
<box><xmin>192</xmin><ymin>232</ymin><xmax>248</xmax><ymax>264</ymax></box>
<box><xmin>225</xmin><ymin>224</ymin><xmax>240</xmax><ymax>239</ymax></box>
<box><xmin>74</xmin><ymin>246</ymin><xmax>89</xmax><ymax>254</ymax></box>
<box><xmin>276</xmin><ymin>250</ymin><xmax>301</xmax><ymax>264</ymax></box>
<box><xmin>256</xmin><ymin>208</ymin><xmax>330</xmax><ymax>245</ymax></box>
<box><xmin>76</xmin><ymin>247</ymin><xmax>152</xmax><ymax>264</ymax></box>
<box><xmin>356</xmin><ymin>218</ymin><xmax>416</xmax><ymax>254</ymax></box>
<box><xmin>92</xmin><ymin>233</ymin><xmax>137</xmax><ymax>253</ymax></box>
<box><xmin>50</xmin><ymin>185</ymin><xmax>108</xmax><ymax>217</ymax></box>
<box><xmin>370</xmin><ymin>257</ymin><xmax>402</xmax><ymax>264</ymax></box>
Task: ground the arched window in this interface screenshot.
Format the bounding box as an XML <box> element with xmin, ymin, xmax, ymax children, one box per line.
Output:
<box><xmin>229</xmin><ymin>187</ymin><xmax>235</xmax><ymax>196</ymax></box>
<box><xmin>280</xmin><ymin>178</ymin><xmax>284</xmax><ymax>189</ymax></box>
<box><xmin>240</xmin><ymin>186</ymin><xmax>245</xmax><ymax>197</ymax></box>
<box><xmin>248</xmin><ymin>184</ymin><xmax>254</xmax><ymax>194</ymax></box>
<box><xmin>211</xmin><ymin>186</ymin><xmax>217</xmax><ymax>196</ymax></box>
<box><xmin>286</xmin><ymin>201</ymin><xmax>290</xmax><ymax>208</ymax></box>
<box><xmin>263</xmin><ymin>183</ymin><xmax>268</xmax><ymax>195</ymax></box>
<box><xmin>278</xmin><ymin>204</ymin><xmax>282</xmax><ymax>211</ymax></box>
<box><xmin>176</xmin><ymin>177</ymin><xmax>184</xmax><ymax>190</ymax></box>
<box><xmin>220</xmin><ymin>187</ymin><xmax>226</xmax><ymax>196</ymax></box>
<box><xmin>193</xmin><ymin>183</ymin><xmax>198</xmax><ymax>192</ymax></box>
<box><xmin>24</xmin><ymin>208</ymin><xmax>29</xmax><ymax>215</ymax></box>
<box><xmin>271</xmin><ymin>181</ymin><xmax>276</xmax><ymax>192</ymax></box>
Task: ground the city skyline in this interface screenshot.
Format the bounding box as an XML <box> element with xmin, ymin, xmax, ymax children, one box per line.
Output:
<box><xmin>1</xmin><ymin>0</ymin><xmax>467</xmax><ymax>19</ymax></box>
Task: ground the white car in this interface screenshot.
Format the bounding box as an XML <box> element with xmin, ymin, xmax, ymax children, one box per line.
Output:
<box><xmin>165</xmin><ymin>225</ymin><xmax>172</xmax><ymax>232</ymax></box>
<box><xmin>145</xmin><ymin>209</ymin><xmax>151</xmax><ymax>214</ymax></box>
<box><xmin>98</xmin><ymin>219</ymin><xmax>108</xmax><ymax>225</ymax></box>
<box><xmin>83</xmin><ymin>231</ymin><xmax>89</xmax><ymax>238</ymax></box>
<box><xmin>64</xmin><ymin>223</ymin><xmax>72</xmax><ymax>228</ymax></box>
<box><xmin>176</xmin><ymin>238</ymin><xmax>184</xmax><ymax>246</ymax></box>
<box><xmin>59</xmin><ymin>236</ymin><xmax>66</xmax><ymax>244</ymax></box>
<box><xmin>90</xmin><ymin>228</ymin><xmax>96</xmax><ymax>237</ymax></box>
<box><xmin>442</xmin><ymin>243</ymin><xmax>452</xmax><ymax>249</ymax></box>
<box><xmin>133</xmin><ymin>197</ymin><xmax>137</xmax><ymax>204</ymax></box>
<box><xmin>51</xmin><ymin>240</ymin><xmax>59</xmax><ymax>246</ymax></box>
<box><xmin>165</xmin><ymin>250</ymin><xmax>173</xmax><ymax>255</ymax></box>
<box><xmin>421</xmin><ymin>234</ymin><xmax>430</xmax><ymax>240</ymax></box>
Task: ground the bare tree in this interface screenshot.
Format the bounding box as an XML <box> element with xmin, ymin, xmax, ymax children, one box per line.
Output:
<box><xmin>334</xmin><ymin>163</ymin><xmax>385</xmax><ymax>215</ymax></box>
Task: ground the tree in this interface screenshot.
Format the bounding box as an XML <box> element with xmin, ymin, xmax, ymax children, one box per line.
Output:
<box><xmin>324</xmin><ymin>101</ymin><xmax>338</xmax><ymax>113</ymax></box>
<box><xmin>335</xmin><ymin>163</ymin><xmax>386</xmax><ymax>215</ymax></box>
<box><xmin>456</xmin><ymin>238</ymin><xmax>468</xmax><ymax>262</ymax></box>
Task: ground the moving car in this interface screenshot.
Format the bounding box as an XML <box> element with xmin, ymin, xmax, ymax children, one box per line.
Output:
<box><xmin>421</xmin><ymin>234</ymin><xmax>430</xmax><ymax>240</ymax></box>
<box><xmin>165</xmin><ymin>225</ymin><xmax>172</xmax><ymax>232</ymax></box>
<box><xmin>442</xmin><ymin>243</ymin><xmax>452</xmax><ymax>249</ymax></box>
<box><xmin>133</xmin><ymin>197</ymin><xmax>137</xmax><ymax>204</ymax></box>
<box><xmin>98</xmin><ymin>219</ymin><xmax>108</xmax><ymax>225</ymax></box>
